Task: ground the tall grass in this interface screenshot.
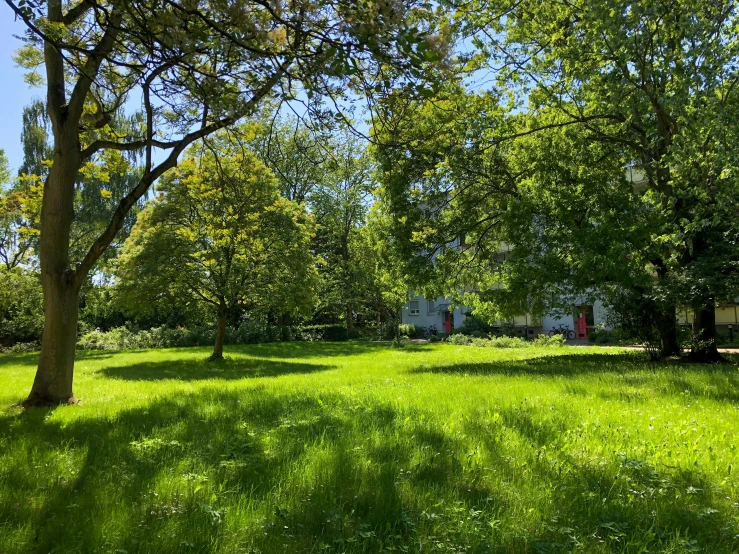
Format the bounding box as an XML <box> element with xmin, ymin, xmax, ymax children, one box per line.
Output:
<box><xmin>1</xmin><ymin>343</ymin><xmax>738</xmax><ymax>553</ymax></box>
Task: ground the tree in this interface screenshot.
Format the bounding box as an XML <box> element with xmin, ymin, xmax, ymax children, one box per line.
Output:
<box><xmin>310</xmin><ymin>131</ymin><xmax>375</xmax><ymax>327</ymax></box>
<box><xmin>471</xmin><ymin>0</ymin><xmax>739</xmax><ymax>360</ymax></box>
<box><xmin>116</xmin><ymin>138</ymin><xmax>316</xmax><ymax>359</ymax></box>
<box><xmin>7</xmin><ymin>0</ymin><xmax>441</xmax><ymax>404</ymax></box>
<box><xmin>371</xmin><ymin>86</ymin><xmax>677</xmax><ymax>347</ymax></box>
<box><xmin>0</xmin><ymin>150</ymin><xmax>10</xmax><ymax>186</ymax></box>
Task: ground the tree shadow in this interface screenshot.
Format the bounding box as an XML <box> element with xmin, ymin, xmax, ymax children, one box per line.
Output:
<box><xmin>228</xmin><ymin>340</ymin><xmax>430</xmax><ymax>359</ymax></box>
<box><xmin>99</xmin><ymin>356</ymin><xmax>334</xmax><ymax>381</ymax></box>
<box><xmin>409</xmin><ymin>351</ymin><xmax>738</xmax><ymax>378</ymax></box>
<box><xmin>0</xmin><ymin>349</ymin><xmax>116</xmax><ymax>369</ymax></box>
<box><xmin>0</xmin><ymin>385</ymin><xmax>736</xmax><ymax>553</ymax></box>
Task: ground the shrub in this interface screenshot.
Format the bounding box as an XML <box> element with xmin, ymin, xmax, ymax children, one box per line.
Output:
<box><xmin>0</xmin><ymin>269</ymin><xmax>44</xmax><ymax>347</ymax></box>
<box><xmin>454</xmin><ymin>315</ymin><xmax>494</xmax><ymax>337</ymax></box>
<box><xmin>399</xmin><ymin>323</ymin><xmax>421</xmax><ymax>338</ymax></box>
<box><xmin>296</xmin><ymin>324</ymin><xmax>348</xmax><ymax>342</ymax></box>
<box><xmin>448</xmin><ymin>333</ymin><xmax>565</xmax><ymax>348</ymax></box>
<box><xmin>2</xmin><ymin>341</ymin><xmax>40</xmax><ymax>353</ymax></box>
<box><xmin>532</xmin><ymin>334</ymin><xmax>566</xmax><ymax>347</ymax></box>
<box><xmin>446</xmin><ymin>333</ymin><xmax>472</xmax><ymax>345</ymax></box>
<box><xmin>377</xmin><ymin>320</ymin><xmax>398</xmax><ymax>341</ymax></box>
<box><xmin>487</xmin><ymin>336</ymin><xmax>528</xmax><ymax>348</ymax></box>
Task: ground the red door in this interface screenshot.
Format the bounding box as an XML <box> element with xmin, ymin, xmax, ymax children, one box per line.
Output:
<box><xmin>444</xmin><ymin>312</ymin><xmax>452</xmax><ymax>334</ymax></box>
<box><xmin>577</xmin><ymin>312</ymin><xmax>587</xmax><ymax>339</ymax></box>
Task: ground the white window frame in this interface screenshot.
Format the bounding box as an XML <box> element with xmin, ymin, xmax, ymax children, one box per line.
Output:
<box><xmin>427</xmin><ymin>299</ymin><xmax>436</xmax><ymax>315</ymax></box>
<box><xmin>409</xmin><ymin>299</ymin><xmax>420</xmax><ymax>315</ymax></box>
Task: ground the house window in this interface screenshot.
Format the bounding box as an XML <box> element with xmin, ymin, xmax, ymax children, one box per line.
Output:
<box><xmin>409</xmin><ymin>300</ymin><xmax>420</xmax><ymax>315</ymax></box>
<box><xmin>427</xmin><ymin>300</ymin><xmax>435</xmax><ymax>314</ymax></box>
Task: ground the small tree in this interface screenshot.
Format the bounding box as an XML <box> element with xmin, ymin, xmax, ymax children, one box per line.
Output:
<box><xmin>116</xmin><ymin>138</ymin><xmax>316</xmax><ymax>359</ymax></box>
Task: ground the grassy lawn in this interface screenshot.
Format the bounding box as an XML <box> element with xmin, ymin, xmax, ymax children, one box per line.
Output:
<box><xmin>1</xmin><ymin>343</ymin><xmax>739</xmax><ymax>554</ymax></box>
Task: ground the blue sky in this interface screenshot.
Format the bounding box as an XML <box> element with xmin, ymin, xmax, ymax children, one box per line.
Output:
<box><xmin>1</xmin><ymin>8</ymin><xmax>43</xmax><ymax>173</ymax></box>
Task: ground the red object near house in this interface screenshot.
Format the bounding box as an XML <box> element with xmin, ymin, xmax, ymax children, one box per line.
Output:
<box><xmin>444</xmin><ymin>312</ymin><xmax>452</xmax><ymax>334</ymax></box>
<box><xmin>577</xmin><ymin>313</ymin><xmax>588</xmax><ymax>339</ymax></box>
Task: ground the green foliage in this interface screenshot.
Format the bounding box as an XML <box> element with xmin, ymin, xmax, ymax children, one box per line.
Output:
<box><xmin>0</xmin><ymin>269</ymin><xmax>43</xmax><ymax>347</ymax></box>
<box><xmin>75</xmin><ymin>322</ymin><xmax>361</xmax><ymax>351</ymax></box>
<box><xmin>447</xmin><ymin>333</ymin><xmax>566</xmax><ymax>348</ymax></box>
<box><xmin>531</xmin><ymin>334</ymin><xmax>566</xmax><ymax>348</ymax></box>
<box><xmin>2</xmin><ymin>344</ymin><xmax>738</xmax><ymax>552</ymax></box>
<box><xmin>377</xmin><ymin>319</ymin><xmax>399</xmax><ymax>341</ymax></box>
<box><xmin>604</xmin><ymin>289</ymin><xmax>667</xmax><ymax>359</ymax></box>
<box><xmin>446</xmin><ymin>333</ymin><xmax>472</xmax><ymax>345</ymax></box>
<box><xmin>0</xmin><ymin>149</ymin><xmax>10</xmax><ymax>187</ymax></box>
<box><xmin>77</xmin><ymin>325</ymin><xmax>208</xmax><ymax>351</ymax></box>
<box><xmin>454</xmin><ymin>316</ymin><xmax>494</xmax><ymax>337</ymax></box>
<box><xmin>587</xmin><ymin>328</ymin><xmax>629</xmax><ymax>346</ymax></box>
<box><xmin>116</xmin><ymin>138</ymin><xmax>317</xmax><ymax>352</ymax></box>
<box><xmin>398</xmin><ymin>323</ymin><xmax>421</xmax><ymax>338</ymax></box>
<box><xmin>297</xmin><ymin>324</ymin><xmax>349</xmax><ymax>342</ymax></box>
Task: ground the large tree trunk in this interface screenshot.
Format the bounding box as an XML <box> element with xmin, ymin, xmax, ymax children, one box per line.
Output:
<box><xmin>690</xmin><ymin>303</ymin><xmax>727</xmax><ymax>363</ymax></box>
<box><xmin>25</xmin><ymin>280</ymin><xmax>80</xmax><ymax>406</ymax></box>
<box><xmin>211</xmin><ymin>303</ymin><xmax>227</xmax><ymax>360</ymax></box>
<box><xmin>657</xmin><ymin>302</ymin><xmax>681</xmax><ymax>358</ymax></box>
<box><xmin>23</xmin><ymin>110</ymin><xmax>83</xmax><ymax>406</ymax></box>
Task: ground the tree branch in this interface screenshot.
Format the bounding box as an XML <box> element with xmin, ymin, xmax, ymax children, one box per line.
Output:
<box><xmin>73</xmin><ymin>68</ymin><xmax>285</xmax><ymax>285</ymax></box>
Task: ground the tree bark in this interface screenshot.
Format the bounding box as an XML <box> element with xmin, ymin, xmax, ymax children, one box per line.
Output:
<box><xmin>657</xmin><ymin>302</ymin><xmax>681</xmax><ymax>358</ymax></box>
<box><xmin>25</xmin><ymin>279</ymin><xmax>80</xmax><ymax>406</ymax></box>
<box><xmin>211</xmin><ymin>303</ymin><xmax>227</xmax><ymax>360</ymax></box>
<box><xmin>346</xmin><ymin>306</ymin><xmax>354</xmax><ymax>330</ymax></box>
<box><xmin>23</xmin><ymin>129</ymin><xmax>82</xmax><ymax>406</ymax></box>
<box><xmin>689</xmin><ymin>303</ymin><xmax>727</xmax><ymax>363</ymax></box>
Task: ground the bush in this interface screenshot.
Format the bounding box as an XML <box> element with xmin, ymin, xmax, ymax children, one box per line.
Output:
<box><xmin>716</xmin><ymin>330</ymin><xmax>739</xmax><ymax>346</ymax></box>
<box><xmin>447</xmin><ymin>333</ymin><xmax>565</xmax><ymax>348</ymax></box>
<box><xmin>77</xmin><ymin>325</ymin><xmax>209</xmax><ymax>350</ymax></box>
<box><xmin>297</xmin><ymin>324</ymin><xmax>348</xmax><ymax>342</ymax></box>
<box><xmin>1</xmin><ymin>341</ymin><xmax>40</xmax><ymax>353</ymax></box>
<box><xmin>453</xmin><ymin>316</ymin><xmax>494</xmax><ymax>337</ymax></box>
<box><xmin>532</xmin><ymin>334</ymin><xmax>566</xmax><ymax>347</ymax></box>
<box><xmin>0</xmin><ymin>269</ymin><xmax>44</xmax><ymax>347</ymax></box>
<box><xmin>399</xmin><ymin>323</ymin><xmax>424</xmax><ymax>339</ymax></box>
<box><xmin>604</xmin><ymin>288</ymin><xmax>666</xmax><ymax>359</ymax></box>
<box><xmin>73</xmin><ymin>321</ymin><xmax>378</xmax><ymax>352</ymax></box>
<box><xmin>446</xmin><ymin>333</ymin><xmax>473</xmax><ymax>345</ymax></box>
<box><xmin>377</xmin><ymin>320</ymin><xmax>398</xmax><ymax>341</ymax></box>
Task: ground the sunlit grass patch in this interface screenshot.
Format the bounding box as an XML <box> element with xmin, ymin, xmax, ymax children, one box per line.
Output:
<box><xmin>1</xmin><ymin>343</ymin><xmax>738</xmax><ymax>553</ymax></box>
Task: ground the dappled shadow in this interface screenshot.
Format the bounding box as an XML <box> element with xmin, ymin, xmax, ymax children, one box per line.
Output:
<box><xmin>0</xmin><ymin>349</ymin><xmax>117</xmax><ymax>369</ymax></box>
<box><xmin>99</xmin><ymin>356</ymin><xmax>334</xmax><ymax>381</ymax></box>
<box><xmin>410</xmin><ymin>351</ymin><xmax>739</xmax><ymax>377</ymax></box>
<box><xmin>1</xmin><ymin>384</ymin><xmax>737</xmax><ymax>553</ymax></box>
<box><xmin>227</xmin><ymin>340</ymin><xmax>431</xmax><ymax>359</ymax></box>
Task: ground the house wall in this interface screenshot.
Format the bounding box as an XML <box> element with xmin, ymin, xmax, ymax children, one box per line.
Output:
<box><xmin>678</xmin><ymin>305</ymin><xmax>738</xmax><ymax>332</ymax></box>
<box><xmin>401</xmin><ymin>295</ymin><xmax>464</xmax><ymax>332</ymax></box>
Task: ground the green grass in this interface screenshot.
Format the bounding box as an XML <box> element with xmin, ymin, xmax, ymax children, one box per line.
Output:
<box><xmin>1</xmin><ymin>343</ymin><xmax>739</xmax><ymax>554</ymax></box>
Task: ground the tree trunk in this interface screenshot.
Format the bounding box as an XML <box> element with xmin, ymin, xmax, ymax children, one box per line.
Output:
<box><xmin>657</xmin><ymin>302</ymin><xmax>681</xmax><ymax>358</ymax></box>
<box><xmin>211</xmin><ymin>303</ymin><xmax>227</xmax><ymax>360</ymax></box>
<box><xmin>23</xmin><ymin>122</ymin><xmax>82</xmax><ymax>407</ymax></box>
<box><xmin>25</xmin><ymin>279</ymin><xmax>80</xmax><ymax>406</ymax></box>
<box><xmin>346</xmin><ymin>306</ymin><xmax>354</xmax><ymax>330</ymax></box>
<box><xmin>689</xmin><ymin>303</ymin><xmax>727</xmax><ymax>363</ymax></box>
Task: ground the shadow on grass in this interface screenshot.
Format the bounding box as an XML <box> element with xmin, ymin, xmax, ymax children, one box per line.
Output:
<box><xmin>227</xmin><ymin>340</ymin><xmax>428</xmax><ymax>359</ymax></box>
<box><xmin>0</xmin><ymin>349</ymin><xmax>117</xmax><ymax>369</ymax></box>
<box><xmin>100</xmin><ymin>356</ymin><xmax>334</xmax><ymax>381</ymax></box>
<box><xmin>411</xmin><ymin>351</ymin><xmax>739</xmax><ymax>377</ymax></box>
<box><xmin>0</xmin><ymin>385</ymin><xmax>736</xmax><ymax>553</ymax></box>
